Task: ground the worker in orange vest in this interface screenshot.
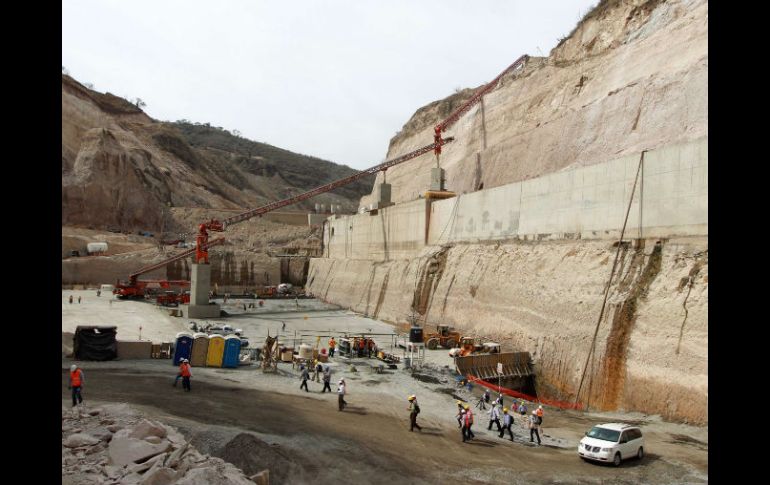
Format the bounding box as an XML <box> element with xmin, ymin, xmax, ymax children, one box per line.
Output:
<box><xmin>68</xmin><ymin>364</ymin><xmax>85</xmax><ymax>417</ymax></box>
<box><xmin>180</xmin><ymin>358</ymin><xmax>192</xmax><ymax>392</ymax></box>
<box><xmin>328</xmin><ymin>337</ymin><xmax>337</xmax><ymax>358</ymax></box>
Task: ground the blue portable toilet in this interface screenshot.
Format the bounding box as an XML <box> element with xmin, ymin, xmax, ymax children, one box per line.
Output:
<box><xmin>222</xmin><ymin>335</ymin><xmax>242</xmax><ymax>368</ymax></box>
<box><xmin>173</xmin><ymin>332</ymin><xmax>194</xmax><ymax>365</ymax></box>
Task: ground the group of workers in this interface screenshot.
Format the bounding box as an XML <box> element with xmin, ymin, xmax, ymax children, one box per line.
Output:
<box><xmin>454</xmin><ymin>392</ymin><xmax>544</xmax><ymax>444</ymax></box>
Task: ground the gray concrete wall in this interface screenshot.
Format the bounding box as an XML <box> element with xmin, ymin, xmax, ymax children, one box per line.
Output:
<box><xmin>322</xmin><ymin>138</ymin><xmax>707</xmax><ymax>260</ymax></box>
<box><xmin>324</xmin><ymin>199</ymin><xmax>428</xmax><ymax>260</ymax></box>
<box><xmin>429</xmin><ymin>137</ymin><xmax>707</xmax><ymax>243</ymax></box>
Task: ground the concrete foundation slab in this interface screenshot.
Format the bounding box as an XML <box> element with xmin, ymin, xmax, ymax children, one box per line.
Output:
<box><xmin>183</xmin><ymin>304</ymin><xmax>222</xmax><ymax>319</ymax></box>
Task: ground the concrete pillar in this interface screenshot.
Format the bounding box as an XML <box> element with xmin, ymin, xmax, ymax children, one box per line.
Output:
<box><xmin>430</xmin><ymin>168</ymin><xmax>446</xmax><ymax>191</ymax></box>
<box><xmin>371</xmin><ymin>182</ymin><xmax>393</xmax><ymax>210</ymax></box>
<box><xmin>184</xmin><ymin>264</ymin><xmax>221</xmax><ymax>319</ymax></box>
<box><xmin>190</xmin><ymin>263</ymin><xmax>211</xmax><ymax>306</ymax></box>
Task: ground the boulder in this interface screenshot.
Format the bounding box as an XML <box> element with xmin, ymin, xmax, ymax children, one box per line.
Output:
<box><xmin>249</xmin><ymin>469</ymin><xmax>269</xmax><ymax>485</ymax></box>
<box><xmin>129</xmin><ymin>420</ymin><xmax>168</xmax><ymax>440</ymax></box>
<box><xmin>139</xmin><ymin>467</ymin><xmax>177</xmax><ymax>485</ymax></box>
<box><xmin>107</xmin><ymin>425</ymin><xmax>123</xmax><ymax>433</ymax></box>
<box><xmin>108</xmin><ymin>430</ymin><xmax>172</xmax><ymax>467</ymax></box>
<box><xmin>85</xmin><ymin>442</ymin><xmax>106</xmax><ymax>455</ymax></box>
<box><xmin>125</xmin><ymin>452</ymin><xmax>167</xmax><ymax>474</ymax></box>
<box><xmin>64</xmin><ymin>433</ymin><xmax>101</xmax><ymax>448</ymax></box>
<box><xmin>144</xmin><ymin>436</ymin><xmax>162</xmax><ymax>444</ymax></box>
<box><xmin>90</xmin><ymin>427</ymin><xmax>114</xmax><ymax>442</ymax></box>
<box><xmin>166</xmin><ymin>442</ymin><xmax>189</xmax><ymax>469</ymax></box>
<box><xmin>88</xmin><ymin>408</ymin><xmax>102</xmax><ymax>416</ymax></box>
<box><xmin>175</xmin><ymin>467</ymin><xmax>255</xmax><ymax>485</ymax></box>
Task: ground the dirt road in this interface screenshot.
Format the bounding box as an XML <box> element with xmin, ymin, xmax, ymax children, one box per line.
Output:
<box><xmin>63</xmin><ymin>364</ymin><xmax>706</xmax><ymax>484</ymax></box>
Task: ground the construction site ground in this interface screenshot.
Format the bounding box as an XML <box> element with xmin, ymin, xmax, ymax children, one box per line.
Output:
<box><xmin>62</xmin><ymin>290</ymin><xmax>707</xmax><ymax>484</ymax></box>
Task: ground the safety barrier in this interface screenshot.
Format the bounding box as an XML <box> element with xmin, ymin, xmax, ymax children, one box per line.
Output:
<box><xmin>465</xmin><ymin>375</ymin><xmax>584</xmax><ymax>411</ymax></box>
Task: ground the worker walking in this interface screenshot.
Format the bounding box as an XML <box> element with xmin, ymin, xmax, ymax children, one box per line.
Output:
<box><xmin>518</xmin><ymin>400</ymin><xmax>528</xmax><ymax>417</ymax></box>
<box><xmin>321</xmin><ymin>366</ymin><xmax>332</xmax><ymax>393</ymax></box>
<box><xmin>456</xmin><ymin>401</ymin><xmax>465</xmax><ymax>428</ymax></box>
<box><xmin>314</xmin><ymin>360</ymin><xmax>323</xmax><ymax>383</ymax></box>
<box><xmin>407</xmin><ymin>395</ymin><xmax>422</xmax><ymax>432</ymax></box>
<box><xmin>300</xmin><ymin>365</ymin><xmax>310</xmax><ymax>392</ymax></box>
<box><xmin>68</xmin><ymin>364</ymin><xmax>85</xmax><ymax>418</ymax></box>
<box><xmin>462</xmin><ymin>405</ymin><xmax>475</xmax><ymax>442</ymax></box>
<box><xmin>529</xmin><ymin>410</ymin><xmax>542</xmax><ymax>445</ymax></box>
<box><xmin>69</xmin><ymin>295</ymin><xmax>73</xmax><ymax>304</ymax></box>
<box><xmin>499</xmin><ymin>407</ymin><xmax>515</xmax><ymax>441</ymax></box>
<box><xmin>337</xmin><ymin>379</ymin><xmax>347</xmax><ymax>411</ymax></box>
<box><xmin>78</xmin><ymin>296</ymin><xmax>81</xmax><ymax>304</ymax></box>
<box><xmin>328</xmin><ymin>337</ymin><xmax>336</xmax><ymax>358</ymax></box>
<box><xmin>536</xmin><ymin>405</ymin><xmax>545</xmax><ymax>435</ymax></box>
<box><xmin>487</xmin><ymin>402</ymin><xmax>502</xmax><ymax>432</ymax></box>
<box><xmin>180</xmin><ymin>358</ymin><xmax>192</xmax><ymax>392</ymax></box>
<box><xmin>173</xmin><ymin>358</ymin><xmax>185</xmax><ymax>387</ymax></box>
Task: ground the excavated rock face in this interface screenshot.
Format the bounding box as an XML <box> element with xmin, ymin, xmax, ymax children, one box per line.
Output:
<box><xmin>362</xmin><ymin>0</ymin><xmax>707</xmax><ymax>207</ymax></box>
<box><xmin>317</xmin><ymin>0</ymin><xmax>708</xmax><ymax>423</ymax></box>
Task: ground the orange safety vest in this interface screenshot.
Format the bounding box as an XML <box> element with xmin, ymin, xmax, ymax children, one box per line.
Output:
<box><xmin>70</xmin><ymin>369</ymin><xmax>82</xmax><ymax>387</ymax></box>
<box><xmin>329</xmin><ymin>339</ymin><xmax>336</xmax><ymax>348</ymax></box>
<box><xmin>180</xmin><ymin>363</ymin><xmax>191</xmax><ymax>377</ymax></box>
<box><xmin>536</xmin><ymin>408</ymin><xmax>543</xmax><ymax>417</ymax></box>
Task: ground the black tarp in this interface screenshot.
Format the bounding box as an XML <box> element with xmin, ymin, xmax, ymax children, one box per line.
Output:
<box><xmin>74</xmin><ymin>326</ymin><xmax>117</xmax><ymax>361</ymax></box>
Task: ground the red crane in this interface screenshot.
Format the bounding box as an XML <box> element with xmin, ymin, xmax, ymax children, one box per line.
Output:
<box><xmin>433</xmin><ymin>55</ymin><xmax>529</xmax><ymax>165</ymax></box>
<box><xmin>115</xmin><ymin>138</ymin><xmax>454</xmax><ymax>298</ymax></box>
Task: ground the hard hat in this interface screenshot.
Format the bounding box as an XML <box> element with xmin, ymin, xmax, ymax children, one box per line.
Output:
<box><xmin>70</xmin><ymin>364</ymin><xmax>77</xmax><ymax>371</ymax></box>
<box><xmin>538</xmin><ymin>405</ymin><xmax>543</xmax><ymax>409</ymax></box>
<box><xmin>532</xmin><ymin>410</ymin><xmax>537</xmax><ymax>415</ymax></box>
<box><xmin>456</xmin><ymin>400</ymin><xmax>463</xmax><ymax>405</ymax></box>
<box><xmin>408</xmin><ymin>395</ymin><xmax>416</xmax><ymax>401</ymax></box>
<box><xmin>503</xmin><ymin>407</ymin><xmax>509</xmax><ymax>413</ymax></box>
<box><xmin>463</xmin><ymin>404</ymin><xmax>469</xmax><ymax>410</ymax></box>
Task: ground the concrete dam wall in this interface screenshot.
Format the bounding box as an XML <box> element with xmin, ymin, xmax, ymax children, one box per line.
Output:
<box><xmin>308</xmin><ymin>137</ymin><xmax>708</xmax><ymax>424</ymax></box>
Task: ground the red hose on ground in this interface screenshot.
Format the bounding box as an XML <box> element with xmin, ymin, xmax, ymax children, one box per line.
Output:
<box><xmin>465</xmin><ymin>375</ymin><xmax>584</xmax><ymax>411</ymax></box>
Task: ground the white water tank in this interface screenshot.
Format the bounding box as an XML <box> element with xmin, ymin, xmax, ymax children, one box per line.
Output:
<box><xmin>87</xmin><ymin>242</ymin><xmax>108</xmax><ymax>254</ymax></box>
<box><xmin>298</xmin><ymin>344</ymin><xmax>313</xmax><ymax>360</ymax></box>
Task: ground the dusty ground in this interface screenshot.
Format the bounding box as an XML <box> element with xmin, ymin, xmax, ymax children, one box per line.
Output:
<box><xmin>62</xmin><ymin>292</ymin><xmax>707</xmax><ymax>484</ymax></box>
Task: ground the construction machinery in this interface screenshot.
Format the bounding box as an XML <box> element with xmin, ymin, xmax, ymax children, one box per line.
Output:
<box><xmin>116</xmin><ymin>138</ymin><xmax>454</xmax><ymax>299</ymax></box>
<box><xmin>114</xmin><ymin>278</ymin><xmax>193</xmax><ymax>300</ymax></box>
<box><xmin>431</xmin><ymin>55</ymin><xmax>529</xmax><ymax>168</ymax></box>
<box><xmin>424</xmin><ymin>324</ymin><xmax>461</xmax><ymax>350</ymax></box>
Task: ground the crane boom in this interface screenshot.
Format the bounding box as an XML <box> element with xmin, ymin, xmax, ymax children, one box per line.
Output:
<box><xmin>433</xmin><ymin>54</ymin><xmax>529</xmax><ymax>157</ymax></box>
<box><xmin>220</xmin><ymin>137</ymin><xmax>454</xmax><ymax>229</ymax></box>
<box><xmin>117</xmin><ymin>137</ymin><xmax>454</xmax><ymax>297</ymax></box>
<box><xmin>129</xmin><ymin>237</ymin><xmax>225</xmax><ymax>280</ymax></box>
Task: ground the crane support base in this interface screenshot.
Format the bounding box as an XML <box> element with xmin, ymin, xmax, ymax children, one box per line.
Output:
<box><xmin>424</xmin><ymin>190</ymin><xmax>456</xmax><ymax>200</ymax></box>
<box><xmin>183</xmin><ymin>304</ymin><xmax>222</xmax><ymax>319</ymax></box>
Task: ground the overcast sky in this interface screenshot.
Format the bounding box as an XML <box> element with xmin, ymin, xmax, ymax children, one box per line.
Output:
<box><xmin>62</xmin><ymin>0</ymin><xmax>596</xmax><ymax>170</ymax></box>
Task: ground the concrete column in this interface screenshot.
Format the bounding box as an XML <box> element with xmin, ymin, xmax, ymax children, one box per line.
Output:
<box><xmin>184</xmin><ymin>264</ymin><xmax>221</xmax><ymax>319</ymax></box>
<box><xmin>190</xmin><ymin>263</ymin><xmax>211</xmax><ymax>306</ymax></box>
<box><xmin>430</xmin><ymin>168</ymin><xmax>446</xmax><ymax>191</ymax></box>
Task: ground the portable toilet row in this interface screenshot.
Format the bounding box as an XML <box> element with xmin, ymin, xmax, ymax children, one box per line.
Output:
<box><xmin>174</xmin><ymin>332</ymin><xmax>241</xmax><ymax>368</ymax></box>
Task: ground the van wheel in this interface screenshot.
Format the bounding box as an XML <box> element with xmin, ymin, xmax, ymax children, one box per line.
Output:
<box><xmin>613</xmin><ymin>452</ymin><xmax>622</xmax><ymax>467</ymax></box>
<box><xmin>637</xmin><ymin>447</ymin><xmax>644</xmax><ymax>460</ymax></box>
